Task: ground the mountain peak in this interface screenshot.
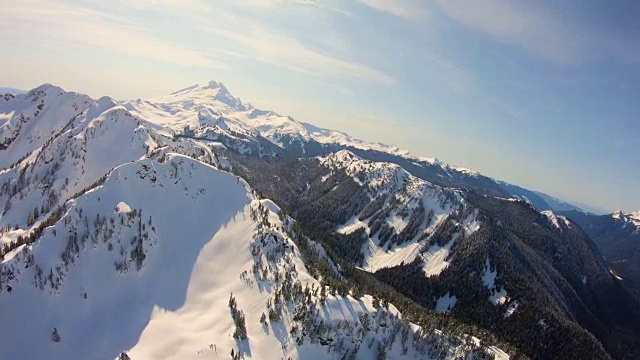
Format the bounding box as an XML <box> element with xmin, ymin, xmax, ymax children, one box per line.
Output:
<box><xmin>28</xmin><ymin>83</ymin><xmax>65</xmax><ymax>97</ymax></box>
<box><xmin>205</xmin><ymin>80</ymin><xmax>228</xmax><ymax>91</ymax></box>
<box><xmin>612</xmin><ymin>210</ymin><xmax>640</xmax><ymax>228</ymax></box>
<box><xmin>161</xmin><ymin>80</ymin><xmax>248</xmax><ymax>112</ymax></box>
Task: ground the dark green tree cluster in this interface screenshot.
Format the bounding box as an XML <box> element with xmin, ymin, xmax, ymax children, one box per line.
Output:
<box><xmin>228</xmin><ymin>293</ymin><xmax>247</xmax><ymax>340</ymax></box>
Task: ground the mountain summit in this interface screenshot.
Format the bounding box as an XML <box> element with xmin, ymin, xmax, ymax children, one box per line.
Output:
<box><xmin>1</xmin><ymin>82</ymin><xmax>638</xmax><ymax>360</ymax></box>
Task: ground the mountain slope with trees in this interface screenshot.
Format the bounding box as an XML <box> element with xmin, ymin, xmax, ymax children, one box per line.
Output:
<box><xmin>0</xmin><ymin>85</ymin><xmax>510</xmax><ymax>360</ymax></box>
<box><xmin>2</xmin><ymin>82</ymin><xmax>637</xmax><ymax>359</ymax></box>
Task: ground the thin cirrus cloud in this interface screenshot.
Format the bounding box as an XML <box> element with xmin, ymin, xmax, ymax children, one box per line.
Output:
<box><xmin>433</xmin><ymin>0</ymin><xmax>594</xmax><ymax>65</ymax></box>
<box><xmin>201</xmin><ymin>24</ymin><xmax>396</xmax><ymax>85</ymax></box>
<box><xmin>1</xmin><ymin>1</ymin><xmax>226</xmax><ymax>69</ymax></box>
<box><xmin>356</xmin><ymin>0</ymin><xmax>599</xmax><ymax>66</ymax></box>
<box><xmin>2</xmin><ymin>0</ymin><xmax>393</xmax><ymax>85</ymax></box>
<box><xmin>94</xmin><ymin>0</ymin><xmax>395</xmax><ymax>85</ymax></box>
<box><xmin>358</xmin><ymin>0</ymin><xmax>430</xmax><ymax>19</ymax></box>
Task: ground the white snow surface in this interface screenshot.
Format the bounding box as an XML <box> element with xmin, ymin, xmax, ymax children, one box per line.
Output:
<box><xmin>482</xmin><ymin>258</ymin><xmax>509</xmax><ymax>306</ymax></box>
<box><xmin>336</xmin><ymin>215</ymin><xmax>370</xmax><ymax>235</ymax></box>
<box><xmin>122</xmin><ymin>83</ymin><xmax>478</xmax><ymax>175</ymax></box>
<box><xmin>482</xmin><ymin>258</ymin><xmax>497</xmax><ymax>289</ymax></box>
<box><xmin>362</xmin><ymin>239</ymin><xmax>424</xmax><ymax>273</ymax></box>
<box><xmin>435</xmin><ymin>292</ymin><xmax>457</xmax><ymax>314</ymax></box>
<box><xmin>421</xmin><ymin>233</ymin><xmax>458</xmax><ymax>277</ymax></box>
<box><xmin>0</xmin><ymin>83</ymin><xmax>509</xmax><ymax>360</ymax></box>
<box><xmin>612</xmin><ymin>210</ymin><xmax>640</xmax><ymax>229</ymax></box>
<box><xmin>504</xmin><ymin>301</ymin><xmax>519</xmax><ymax>318</ymax></box>
<box><xmin>115</xmin><ymin>201</ymin><xmax>132</xmax><ymax>213</ymax></box>
<box><xmin>322</xmin><ymin>150</ymin><xmax>480</xmax><ymax>274</ymax></box>
<box><xmin>542</xmin><ymin>210</ymin><xmax>571</xmax><ymax>232</ymax></box>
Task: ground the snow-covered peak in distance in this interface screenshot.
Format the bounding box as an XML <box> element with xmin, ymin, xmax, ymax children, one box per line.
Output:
<box><xmin>122</xmin><ymin>81</ymin><xmax>249</xmax><ymax>130</ymax></box>
<box><xmin>541</xmin><ymin>210</ymin><xmax>573</xmax><ymax>232</ymax></box>
<box><xmin>123</xmin><ymin>81</ymin><xmax>599</xmax><ymax>214</ymax></box>
<box><xmin>613</xmin><ymin>210</ymin><xmax>640</xmax><ymax>228</ymax></box>
<box><xmin>0</xmin><ymin>87</ymin><xmax>26</xmax><ymax>95</ymax></box>
<box><xmin>123</xmin><ymin>81</ymin><xmax>475</xmax><ymax>173</ymax></box>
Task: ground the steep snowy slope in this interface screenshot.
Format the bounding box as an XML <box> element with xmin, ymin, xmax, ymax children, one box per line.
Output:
<box><xmin>226</xmin><ymin>143</ymin><xmax>640</xmax><ymax>359</ymax></box>
<box><xmin>0</xmin><ymin>155</ymin><xmax>249</xmax><ymax>359</ymax></box>
<box><xmin>0</xmin><ymin>100</ymin><xmax>156</xmax><ymax>227</ymax></box>
<box><xmin>318</xmin><ymin>150</ymin><xmax>479</xmax><ymax>273</ymax></box>
<box><xmin>0</xmin><ymin>155</ymin><xmax>498</xmax><ymax>360</ymax></box>
<box><xmin>0</xmin><ymin>85</ymin><xmax>92</xmax><ymax>168</ymax></box>
<box><xmin>0</xmin><ymin>93</ymin><xmax>220</xmax><ymax>254</ymax></box>
<box><xmin>7</xmin><ymin>82</ymin><xmax>635</xmax><ymax>359</ymax></box>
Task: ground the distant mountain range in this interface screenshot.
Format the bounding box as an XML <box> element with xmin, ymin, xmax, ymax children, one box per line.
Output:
<box><xmin>1</xmin><ymin>82</ymin><xmax>638</xmax><ymax>360</ymax></box>
<box><xmin>123</xmin><ymin>81</ymin><xmax>588</xmax><ymax>214</ymax></box>
<box><xmin>559</xmin><ymin>209</ymin><xmax>640</xmax><ymax>299</ymax></box>
<box><xmin>0</xmin><ymin>87</ymin><xmax>25</xmax><ymax>94</ymax></box>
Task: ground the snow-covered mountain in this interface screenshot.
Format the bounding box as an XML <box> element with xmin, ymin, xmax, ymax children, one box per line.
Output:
<box><xmin>123</xmin><ymin>81</ymin><xmax>421</xmax><ymax>160</ymax></box>
<box><xmin>612</xmin><ymin>209</ymin><xmax>640</xmax><ymax>229</ymax></box>
<box><xmin>559</xmin><ymin>209</ymin><xmax>640</xmax><ymax>300</ymax></box>
<box><xmin>222</xmin><ymin>145</ymin><xmax>638</xmax><ymax>360</ymax></box>
<box><xmin>3</xmin><ymin>154</ymin><xmax>490</xmax><ymax>359</ymax></box>
<box><xmin>0</xmin><ymin>87</ymin><xmax>26</xmax><ymax>95</ymax></box>
<box><xmin>120</xmin><ymin>81</ymin><xmax>583</xmax><ymax>214</ymax></box>
<box><xmin>0</xmin><ymin>85</ymin><xmax>511</xmax><ymax>359</ymax></box>
<box><xmin>318</xmin><ymin>150</ymin><xmax>479</xmax><ymax>275</ymax></box>
<box><xmin>0</xmin><ymin>84</ymin><xmax>92</xmax><ymax>166</ymax></box>
<box><xmin>2</xmin><ymin>82</ymin><xmax>638</xmax><ymax>360</ymax></box>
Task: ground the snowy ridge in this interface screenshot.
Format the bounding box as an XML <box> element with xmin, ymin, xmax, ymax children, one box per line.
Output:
<box><xmin>320</xmin><ymin>150</ymin><xmax>480</xmax><ymax>274</ymax></box>
<box><xmin>0</xmin><ymin>92</ymin><xmax>221</xmax><ymax>241</ymax></box>
<box><xmin>0</xmin><ymin>155</ymin><xmax>497</xmax><ymax>360</ymax></box>
<box><xmin>0</xmin><ymin>84</ymin><xmax>506</xmax><ymax>360</ymax></box>
<box><xmin>542</xmin><ymin>211</ymin><xmax>572</xmax><ymax>232</ymax></box>
<box><xmin>0</xmin><ymin>100</ymin><xmax>159</xmax><ymax>230</ymax></box>
<box><xmin>612</xmin><ymin>210</ymin><xmax>640</xmax><ymax>229</ymax></box>
<box><xmin>122</xmin><ymin>82</ymin><xmax>479</xmax><ymax>176</ymax></box>
<box><xmin>0</xmin><ymin>84</ymin><xmax>92</xmax><ymax>169</ymax></box>
<box><xmin>319</xmin><ymin>150</ymin><xmax>410</xmax><ymax>192</ymax></box>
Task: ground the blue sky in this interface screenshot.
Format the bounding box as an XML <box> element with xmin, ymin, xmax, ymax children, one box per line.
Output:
<box><xmin>1</xmin><ymin>0</ymin><xmax>639</xmax><ymax>213</ymax></box>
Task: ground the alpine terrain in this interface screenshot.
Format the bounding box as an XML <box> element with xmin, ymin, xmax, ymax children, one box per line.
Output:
<box><xmin>559</xmin><ymin>210</ymin><xmax>640</xmax><ymax>300</ymax></box>
<box><xmin>1</xmin><ymin>82</ymin><xmax>638</xmax><ymax>360</ymax></box>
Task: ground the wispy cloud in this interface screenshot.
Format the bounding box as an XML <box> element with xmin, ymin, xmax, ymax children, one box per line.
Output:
<box><xmin>104</xmin><ymin>0</ymin><xmax>388</xmax><ymax>85</ymax></box>
<box><xmin>358</xmin><ymin>0</ymin><xmax>429</xmax><ymax>19</ymax></box>
<box><xmin>422</xmin><ymin>50</ymin><xmax>477</xmax><ymax>92</ymax></box>
<box><xmin>200</xmin><ymin>18</ymin><xmax>395</xmax><ymax>85</ymax></box>
<box><xmin>1</xmin><ymin>1</ymin><xmax>226</xmax><ymax>69</ymax></box>
<box><xmin>433</xmin><ymin>0</ymin><xmax>594</xmax><ymax>65</ymax></box>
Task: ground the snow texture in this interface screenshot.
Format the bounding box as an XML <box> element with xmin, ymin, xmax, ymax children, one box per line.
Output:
<box><xmin>0</xmin><ymin>83</ymin><xmax>509</xmax><ymax>360</ymax></box>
